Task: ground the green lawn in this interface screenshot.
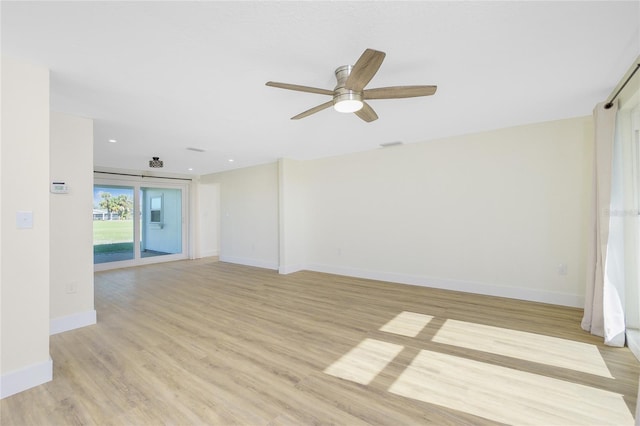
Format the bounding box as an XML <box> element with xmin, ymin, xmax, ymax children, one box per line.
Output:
<box><xmin>93</xmin><ymin>220</ymin><xmax>134</xmax><ymax>245</ymax></box>
<box><xmin>94</xmin><ymin>242</ymin><xmax>134</xmax><ymax>254</ymax></box>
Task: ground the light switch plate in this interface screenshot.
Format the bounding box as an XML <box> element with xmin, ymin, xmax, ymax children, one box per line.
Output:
<box><xmin>16</xmin><ymin>211</ymin><xmax>33</xmax><ymax>229</ymax></box>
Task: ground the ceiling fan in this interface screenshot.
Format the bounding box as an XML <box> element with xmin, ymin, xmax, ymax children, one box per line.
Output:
<box><xmin>266</xmin><ymin>48</ymin><xmax>437</xmax><ymax>122</ymax></box>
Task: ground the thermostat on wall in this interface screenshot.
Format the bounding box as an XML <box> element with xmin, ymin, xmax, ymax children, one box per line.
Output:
<box><xmin>51</xmin><ymin>181</ymin><xmax>69</xmax><ymax>194</ymax></box>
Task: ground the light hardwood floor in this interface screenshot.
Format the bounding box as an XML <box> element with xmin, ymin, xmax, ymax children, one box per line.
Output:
<box><xmin>2</xmin><ymin>258</ymin><xmax>639</xmax><ymax>425</ymax></box>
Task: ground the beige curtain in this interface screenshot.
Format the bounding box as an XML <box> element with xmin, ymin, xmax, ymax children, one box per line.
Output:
<box><xmin>582</xmin><ymin>101</ymin><xmax>626</xmax><ymax>347</ymax></box>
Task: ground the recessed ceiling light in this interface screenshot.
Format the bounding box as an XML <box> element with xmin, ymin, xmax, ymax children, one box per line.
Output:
<box><xmin>108</xmin><ymin>139</ymin><xmax>117</xmax><ymax>143</ymax></box>
<box><xmin>228</xmin><ymin>159</ymin><xmax>234</xmax><ymax>163</ymax></box>
<box><xmin>188</xmin><ymin>168</ymin><xmax>193</xmax><ymax>171</ymax></box>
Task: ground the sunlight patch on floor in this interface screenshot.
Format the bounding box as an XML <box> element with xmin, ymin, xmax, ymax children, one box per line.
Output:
<box><xmin>379</xmin><ymin>311</ymin><xmax>434</xmax><ymax>337</ymax></box>
<box><xmin>432</xmin><ymin>319</ymin><xmax>613</xmax><ymax>378</ymax></box>
<box><xmin>388</xmin><ymin>350</ymin><xmax>633</xmax><ymax>426</ymax></box>
<box><xmin>324</xmin><ymin>338</ymin><xmax>404</xmax><ymax>385</ymax></box>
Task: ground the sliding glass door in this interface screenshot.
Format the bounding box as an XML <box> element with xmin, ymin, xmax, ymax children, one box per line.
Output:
<box><xmin>93</xmin><ymin>185</ymin><xmax>135</xmax><ymax>264</ymax></box>
<box><xmin>93</xmin><ymin>177</ymin><xmax>189</xmax><ymax>270</ymax></box>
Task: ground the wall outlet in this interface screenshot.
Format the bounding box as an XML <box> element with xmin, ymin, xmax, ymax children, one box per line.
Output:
<box><xmin>65</xmin><ymin>282</ymin><xmax>78</xmax><ymax>294</ymax></box>
<box><xmin>557</xmin><ymin>263</ymin><xmax>568</xmax><ymax>276</ymax></box>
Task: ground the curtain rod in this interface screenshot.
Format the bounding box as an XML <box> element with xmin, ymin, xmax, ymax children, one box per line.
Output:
<box><xmin>605</xmin><ymin>63</ymin><xmax>640</xmax><ymax>109</ymax></box>
<box><xmin>94</xmin><ymin>171</ymin><xmax>193</xmax><ymax>181</ymax></box>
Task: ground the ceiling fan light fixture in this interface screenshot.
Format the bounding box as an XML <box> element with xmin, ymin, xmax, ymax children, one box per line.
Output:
<box><xmin>333</xmin><ymin>89</ymin><xmax>363</xmax><ymax>113</ymax></box>
<box><xmin>334</xmin><ymin>99</ymin><xmax>363</xmax><ymax>113</ymax></box>
<box><xmin>149</xmin><ymin>156</ymin><xmax>163</xmax><ymax>168</ymax></box>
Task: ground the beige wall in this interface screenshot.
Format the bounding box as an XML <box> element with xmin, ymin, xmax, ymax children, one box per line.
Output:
<box><xmin>200</xmin><ymin>162</ymin><xmax>279</xmax><ymax>269</ymax></box>
<box><xmin>278</xmin><ymin>158</ymin><xmax>308</xmax><ymax>274</ymax></box>
<box><xmin>215</xmin><ymin>116</ymin><xmax>593</xmax><ymax>307</ymax></box>
<box><xmin>194</xmin><ymin>181</ymin><xmax>220</xmax><ymax>258</ymax></box>
<box><xmin>49</xmin><ymin>112</ymin><xmax>95</xmax><ymax>332</ymax></box>
<box><xmin>1</xmin><ymin>57</ymin><xmax>52</xmax><ymax>397</ymax></box>
<box><xmin>299</xmin><ymin>116</ymin><xmax>593</xmax><ymax>307</ymax></box>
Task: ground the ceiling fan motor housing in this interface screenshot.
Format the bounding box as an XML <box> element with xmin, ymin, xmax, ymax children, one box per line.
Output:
<box><xmin>333</xmin><ymin>65</ymin><xmax>363</xmax><ymax>110</ymax></box>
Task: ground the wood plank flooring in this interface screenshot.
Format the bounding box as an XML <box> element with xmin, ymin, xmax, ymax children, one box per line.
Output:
<box><xmin>2</xmin><ymin>258</ymin><xmax>639</xmax><ymax>425</ymax></box>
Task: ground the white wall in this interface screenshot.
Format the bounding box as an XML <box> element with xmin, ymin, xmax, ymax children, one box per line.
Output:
<box><xmin>1</xmin><ymin>57</ymin><xmax>52</xmax><ymax>398</ymax></box>
<box><xmin>200</xmin><ymin>162</ymin><xmax>279</xmax><ymax>269</ymax></box>
<box><xmin>49</xmin><ymin>112</ymin><xmax>96</xmax><ymax>334</ymax></box>
<box><xmin>297</xmin><ymin>116</ymin><xmax>593</xmax><ymax>307</ymax></box>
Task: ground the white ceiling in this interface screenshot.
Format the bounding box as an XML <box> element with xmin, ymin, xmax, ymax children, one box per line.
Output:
<box><xmin>2</xmin><ymin>1</ymin><xmax>639</xmax><ymax>176</ymax></box>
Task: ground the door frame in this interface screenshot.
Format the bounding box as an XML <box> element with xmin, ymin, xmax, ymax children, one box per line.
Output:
<box><xmin>94</xmin><ymin>174</ymin><xmax>190</xmax><ymax>271</ymax></box>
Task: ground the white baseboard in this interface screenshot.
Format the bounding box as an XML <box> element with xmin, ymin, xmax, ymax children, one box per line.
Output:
<box><xmin>279</xmin><ymin>264</ymin><xmax>305</xmax><ymax>274</ymax></box>
<box><xmin>50</xmin><ymin>310</ymin><xmax>97</xmax><ymax>335</ymax></box>
<box><xmin>305</xmin><ymin>263</ymin><xmax>584</xmax><ymax>308</ymax></box>
<box><xmin>0</xmin><ymin>358</ymin><xmax>53</xmax><ymax>399</ymax></box>
<box><xmin>197</xmin><ymin>249</ymin><xmax>219</xmax><ymax>259</ymax></box>
<box><xmin>219</xmin><ymin>255</ymin><xmax>278</xmax><ymax>270</ymax></box>
<box><xmin>627</xmin><ymin>329</ymin><xmax>640</xmax><ymax>362</ymax></box>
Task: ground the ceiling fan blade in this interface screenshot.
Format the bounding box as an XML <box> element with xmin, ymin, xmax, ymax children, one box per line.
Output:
<box><xmin>266</xmin><ymin>81</ymin><xmax>334</xmax><ymax>96</ymax></box>
<box><xmin>344</xmin><ymin>49</ymin><xmax>386</xmax><ymax>91</ymax></box>
<box><xmin>354</xmin><ymin>102</ymin><xmax>378</xmax><ymax>122</ymax></box>
<box><xmin>364</xmin><ymin>85</ymin><xmax>437</xmax><ymax>99</ymax></box>
<box><xmin>291</xmin><ymin>100</ymin><xmax>334</xmax><ymax>120</ymax></box>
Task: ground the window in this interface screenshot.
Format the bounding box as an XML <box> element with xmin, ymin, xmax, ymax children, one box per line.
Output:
<box><xmin>150</xmin><ymin>196</ymin><xmax>162</xmax><ymax>223</ymax></box>
<box><xmin>617</xmin><ymin>97</ymin><xmax>640</xmax><ymax>359</ymax></box>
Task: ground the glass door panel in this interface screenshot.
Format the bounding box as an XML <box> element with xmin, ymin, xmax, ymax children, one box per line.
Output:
<box><xmin>140</xmin><ymin>187</ymin><xmax>182</xmax><ymax>258</ymax></box>
<box><xmin>93</xmin><ymin>185</ymin><xmax>135</xmax><ymax>264</ymax></box>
